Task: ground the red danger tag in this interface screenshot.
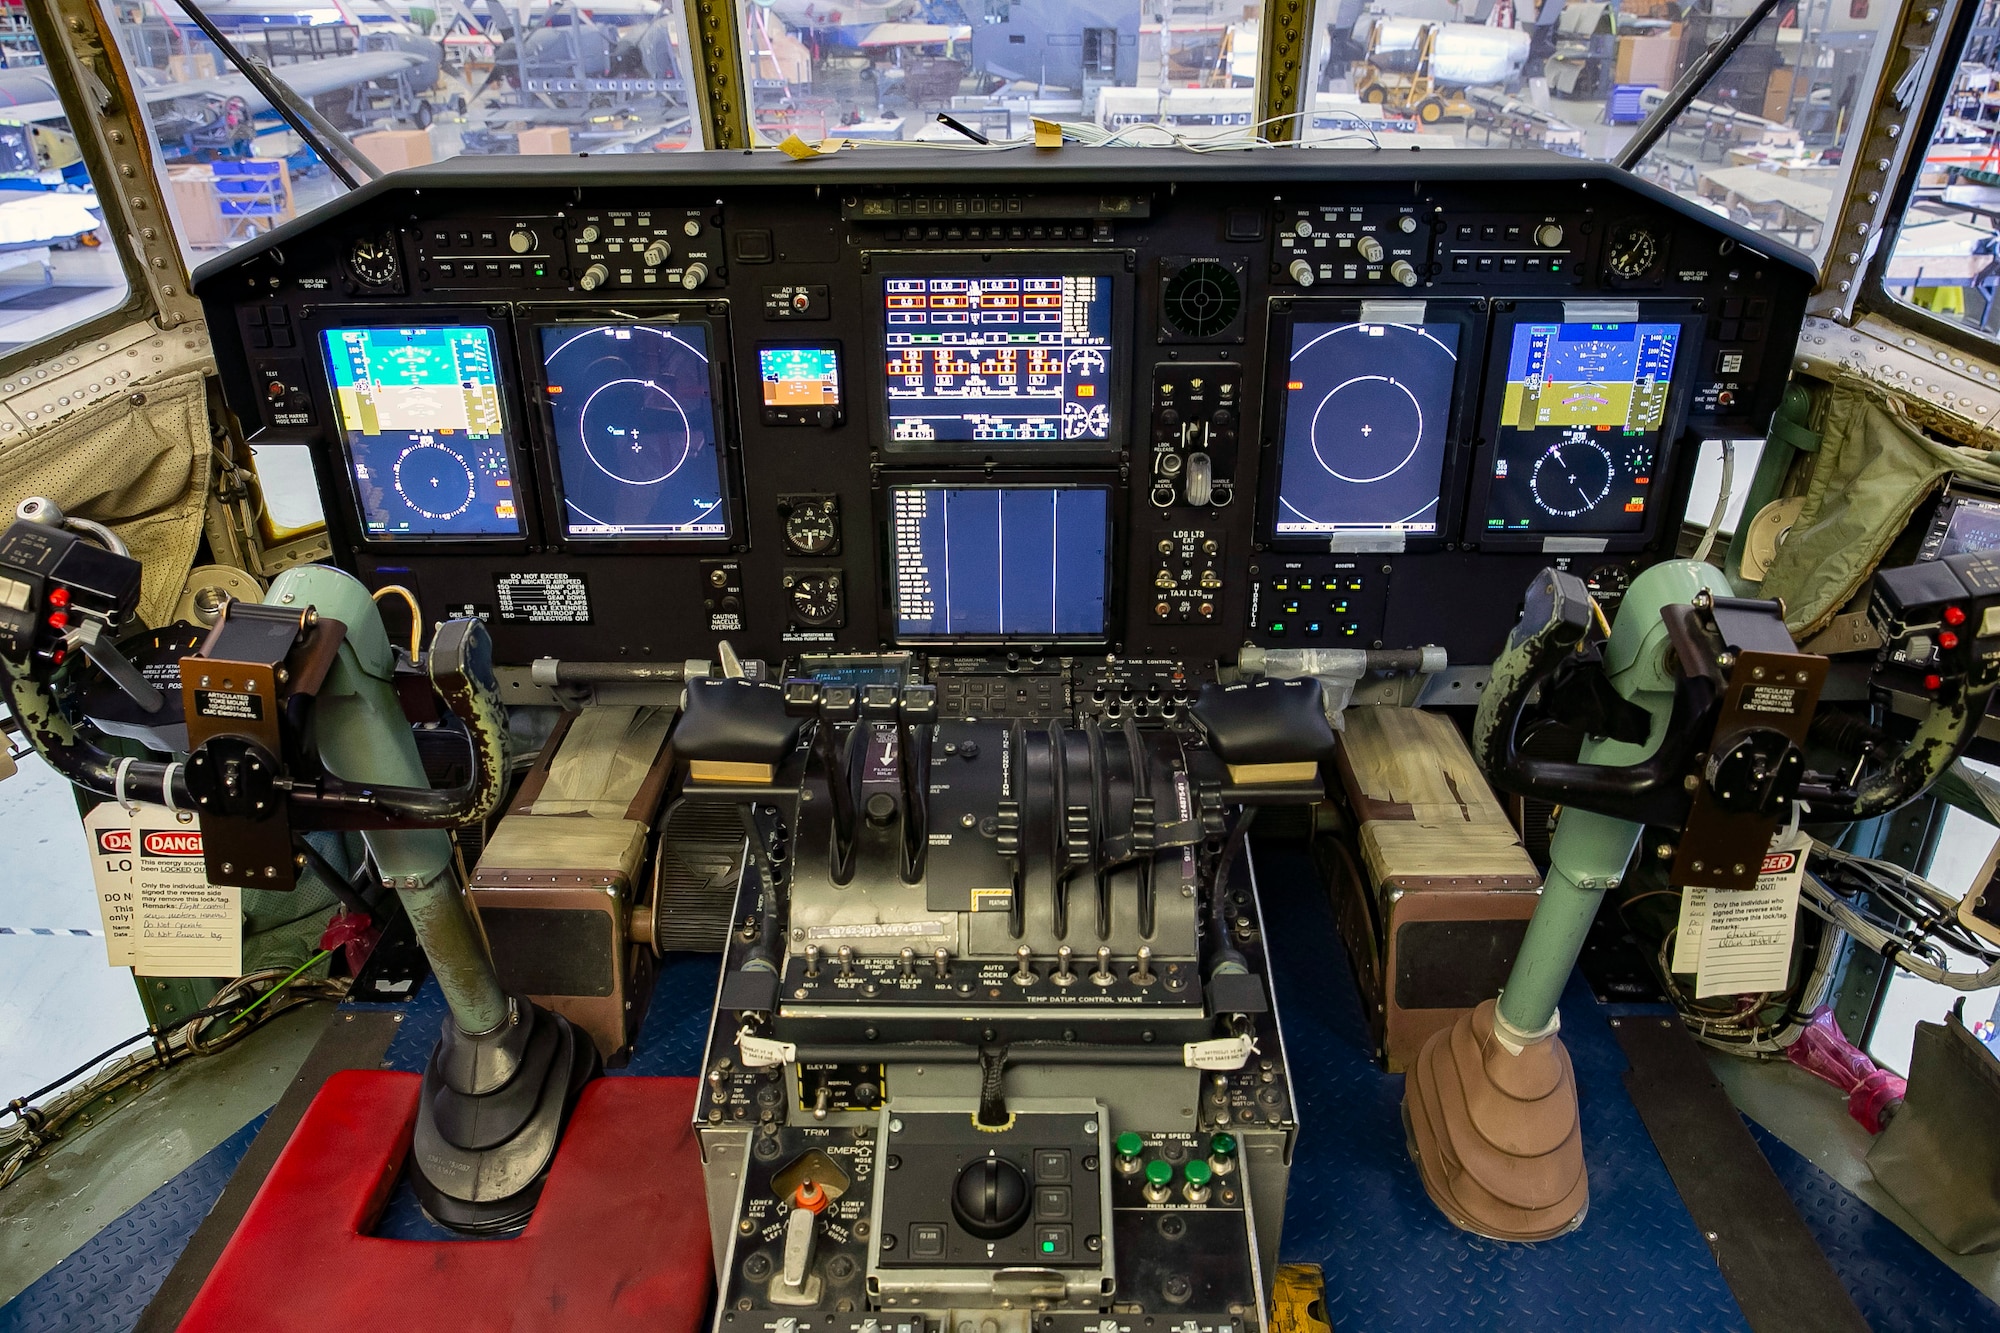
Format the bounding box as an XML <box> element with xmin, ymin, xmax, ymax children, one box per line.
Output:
<box><xmin>140</xmin><ymin>828</ymin><xmax>205</xmax><ymax>857</ymax></box>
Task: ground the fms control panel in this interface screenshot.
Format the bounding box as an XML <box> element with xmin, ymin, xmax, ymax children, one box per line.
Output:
<box><xmin>198</xmin><ymin>148</ymin><xmax>1811</xmax><ymax>677</ymax></box>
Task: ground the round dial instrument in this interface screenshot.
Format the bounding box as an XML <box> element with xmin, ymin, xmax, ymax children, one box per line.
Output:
<box><xmin>1530</xmin><ymin>440</ymin><xmax>1615</xmax><ymax>519</ymax></box>
<box><xmin>782</xmin><ymin>498</ymin><xmax>839</xmax><ymax>555</ymax></box>
<box><xmin>1606</xmin><ymin>222</ymin><xmax>1662</xmax><ymax>280</ymax></box>
<box><xmin>393</xmin><ymin>442</ymin><xmax>477</xmax><ymax>521</ymax></box>
<box><xmin>786</xmin><ymin>571</ymin><xmax>844</xmax><ymax>627</ymax></box>
<box><xmin>347</xmin><ymin>234</ymin><xmax>401</xmax><ymax>287</ymax></box>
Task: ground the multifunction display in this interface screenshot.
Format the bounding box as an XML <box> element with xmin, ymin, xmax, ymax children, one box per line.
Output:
<box><xmin>884</xmin><ymin>275</ymin><xmax>1113</xmax><ymax>443</ymax></box>
<box><xmin>1482</xmin><ymin>321</ymin><xmax>1681</xmax><ymax>536</ymax></box>
<box><xmin>321</xmin><ymin>324</ymin><xmax>522</xmax><ymax>539</ymax></box>
<box><xmin>1274</xmin><ymin>321</ymin><xmax>1460</xmax><ymax>537</ymax></box>
<box><xmin>891</xmin><ymin>485</ymin><xmax>1111</xmax><ymax>640</ymax></box>
<box><xmin>537</xmin><ymin>322</ymin><xmax>729</xmax><ymax>540</ymax></box>
<box><xmin>759</xmin><ymin>344</ymin><xmax>842</xmax><ymax>425</ymax></box>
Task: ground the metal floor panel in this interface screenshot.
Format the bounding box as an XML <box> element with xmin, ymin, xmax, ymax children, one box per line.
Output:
<box><xmin>0</xmin><ymin>1116</ymin><xmax>264</xmax><ymax>1333</ymax></box>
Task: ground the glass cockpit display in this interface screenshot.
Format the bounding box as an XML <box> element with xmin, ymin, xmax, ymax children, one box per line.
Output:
<box><xmin>322</xmin><ymin>325</ymin><xmax>522</xmax><ymax>539</ymax></box>
<box><xmin>884</xmin><ymin>275</ymin><xmax>1113</xmax><ymax>444</ymax></box>
<box><xmin>1481</xmin><ymin>321</ymin><xmax>1682</xmax><ymax>536</ymax></box>
<box><xmin>891</xmin><ymin>485</ymin><xmax>1111</xmax><ymax>640</ymax></box>
<box><xmin>538</xmin><ymin>323</ymin><xmax>729</xmax><ymax>540</ymax></box>
<box><xmin>1273</xmin><ymin>321</ymin><xmax>1461</xmax><ymax>537</ymax></box>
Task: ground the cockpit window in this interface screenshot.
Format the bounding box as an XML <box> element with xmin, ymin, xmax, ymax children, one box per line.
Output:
<box><xmin>96</xmin><ymin>0</ymin><xmax>708</xmax><ymax>269</ymax></box>
<box><xmin>0</xmin><ymin>20</ymin><xmax>129</xmax><ymax>356</ymax></box>
<box><xmin>739</xmin><ymin>0</ymin><xmax>1261</xmax><ymax>146</ymax></box>
<box><xmin>1881</xmin><ymin>50</ymin><xmax>2000</xmax><ymax>344</ymax></box>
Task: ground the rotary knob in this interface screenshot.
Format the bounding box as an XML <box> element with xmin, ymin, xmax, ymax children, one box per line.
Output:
<box><xmin>1288</xmin><ymin>258</ymin><xmax>1315</xmax><ymax>287</ymax></box>
<box><xmin>1398</xmin><ymin>214</ymin><xmax>1419</xmax><ymax>233</ymax></box>
<box><xmin>1535</xmin><ymin>222</ymin><xmax>1565</xmax><ymax>248</ymax></box>
<box><xmin>1356</xmin><ymin>235</ymin><xmax>1385</xmax><ymax>263</ymax></box>
<box><xmin>1390</xmin><ymin>259</ymin><xmax>1419</xmax><ymax>288</ymax></box>
<box><xmin>578</xmin><ymin>224</ymin><xmax>600</xmax><ymax>243</ymax></box>
<box><xmin>579</xmin><ymin>262</ymin><xmax>610</xmax><ymax>291</ymax></box>
<box><xmin>644</xmin><ymin>239</ymin><xmax>672</xmax><ymax>266</ymax></box>
<box><xmin>951</xmin><ymin>1158</ymin><xmax>1030</xmax><ymax>1240</ymax></box>
<box><xmin>507</xmin><ymin>227</ymin><xmax>535</xmax><ymax>253</ymax></box>
<box><xmin>681</xmin><ymin>261</ymin><xmax>710</xmax><ymax>290</ymax></box>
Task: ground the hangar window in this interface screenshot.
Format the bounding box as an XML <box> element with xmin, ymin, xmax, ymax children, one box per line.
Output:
<box><xmin>0</xmin><ymin>18</ymin><xmax>128</xmax><ymax>359</ymax></box>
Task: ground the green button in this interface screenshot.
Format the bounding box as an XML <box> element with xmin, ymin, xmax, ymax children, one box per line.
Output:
<box><xmin>1144</xmin><ymin>1159</ymin><xmax>1174</xmax><ymax>1186</ymax></box>
<box><xmin>1184</xmin><ymin>1159</ymin><xmax>1213</xmax><ymax>1187</ymax></box>
<box><xmin>1210</xmin><ymin>1133</ymin><xmax>1237</xmax><ymax>1158</ymax></box>
<box><xmin>1115</xmin><ymin>1132</ymin><xmax>1144</xmax><ymax>1158</ymax></box>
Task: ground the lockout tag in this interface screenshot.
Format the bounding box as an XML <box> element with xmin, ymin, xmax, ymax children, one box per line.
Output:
<box><xmin>1693</xmin><ymin>832</ymin><xmax>1809</xmax><ymax>1000</ymax></box>
<box><xmin>1184</xmin><ymin>1034</ymin><xmax>1257</xmax><ymax>1069</ymax></box>
<box><xmin>129</xmin><ymin>809</ymin><xmax>241</xmax><ymax>978</ymax></box>
<box><xmin>739</xmin><ymin>1032</ymin><xmax>798</xmax><ymax>1068</ymax></box>
<box><xmin>82</xmin><ymin>802</ymin><xmax>137</xmax><ymax>966</ymax></box>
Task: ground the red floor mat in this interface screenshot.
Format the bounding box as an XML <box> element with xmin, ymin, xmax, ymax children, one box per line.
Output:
<box><xmin>178</xmin><ymin>1071</ymin><xmax>713</xmax><ymax>1332</ymax></box>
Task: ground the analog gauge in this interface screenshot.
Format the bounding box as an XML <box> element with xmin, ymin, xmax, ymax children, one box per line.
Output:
<box><xmin>1587</xmin><ymin>563</ymin><xmax>1633</xmax><ymax>600</ymax></box>
<box><xmin>785</xmin><ymin>571</ymin><xmax>844</xmax><ymax>628</ymax></box>
<box><xmin>393</xmin><ymin>442</ymin><xmax>477</xmax><ymax>521</ymax></box>
<box><xmin>1530</xmin><ymin>440</ymin><xmax>1615</xmax><ymax>519</ymax></box>
<box><xmin>781</xmin><ymin>496</ymin><xmax>839</xmax><ymax>555</ymax></box>
<box><xmin>347</xmin><ymin>234</ymin><xmax>401</xmax><ymax>288</ymax></box>
<box><xmin>1606</xmin><ymin>222</ymin><xmax>1661</xmax><ymax>281</ymax></box>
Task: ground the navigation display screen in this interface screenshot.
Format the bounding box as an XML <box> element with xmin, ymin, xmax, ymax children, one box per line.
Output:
<box><xmin>322</xmin><ymin>325</ymin><xmax>522</xmax><ymax>539</ymax></box>
<box><xmin>1481</xmin><ymin>321</ymin><xmax>1682</xmax><ymax>536</ymax></box>
<box><xmin>884</xmin><ymin>275</ymin><xmax>1113</xmax><ymax>444</ymax></box>
<box><xmin>891</xmin><ymin>485</ymin><xmax>1111</xmax><ymax>640</ymax></box>
<box><xmin>538</xmin><ymin>322</ymin><xmax>729</xmax><ymax>540</ymax></box>
<box><xmin>1273</xmin><ymin>321</ymin><xmax>1460</xmax><ymax>537</ymax></box>
<box><xmin>1933</xmin><ymin>497</ymin><xmax>2000</xmax><ymax>560</ymax></box>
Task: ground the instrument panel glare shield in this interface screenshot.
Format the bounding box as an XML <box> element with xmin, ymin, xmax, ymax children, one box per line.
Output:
<box><xmin>321</xmin><ymin>324</ymin><xmax>524</xmax><ymax>540</ymax></box>
<box><xmin>890</xmin><ymin>484</ymin><xmax>1111</xmax><ymax>641</ymax></box>
<box><xmin>536</xmin><ymin>322</ymin><xmax>730</xmax><ymax>541</ymax></box>
<box><xmin>883</xmin><ymin>274</ymin><xmax>1113</xmax><ymax>446</ymax></box>
<box><xmin>1273</xmin><ymin>320</ymin><xmax>1461</xmax><ymax>537</ymax></box>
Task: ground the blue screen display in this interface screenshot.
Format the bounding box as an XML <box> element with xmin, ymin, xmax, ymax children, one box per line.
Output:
<box><xmin>322</xmin><ymin>324</ymin><xmax>522</xmax><ymax>539</ymax></box>
<box><xmin>884</xmin><ymin>275</ymin><xmax>1113</xmax><ymax>444</ymax></box>
<box><xmin>538</xmin><ymin>323</ymin><xmax>729</xmax><ymax>540</ymax></box>
<box><xmin>891</xmin><ymin>486</ymin><xmax>1110</xmax><ymax>639</ymax></box>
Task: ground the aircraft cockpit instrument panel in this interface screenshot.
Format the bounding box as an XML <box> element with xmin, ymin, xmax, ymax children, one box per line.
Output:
<box><xmin>197</xmin><ymin>150</ymin><xmax>1813</xmax><ymax>667</ymax></box>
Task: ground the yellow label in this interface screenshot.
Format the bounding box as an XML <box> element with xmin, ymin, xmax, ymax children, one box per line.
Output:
<box><xmin>1032</xmin><ymin>118</ymin><xmax>1063</xmax><ymax>149</ymax></box>
<box><xmin>971</xmin><ymin>887</ymin><xmax>1014</xmax><ymax>912</ymax></box>
<box><xmin>777</xmin><ymin>133</ymin><xmax>821</xmax><ymax>160</ymax></box>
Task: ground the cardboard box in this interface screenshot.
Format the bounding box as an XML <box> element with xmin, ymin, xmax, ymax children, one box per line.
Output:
<box><xmin>1762</xmin><ymin>65</ymin><xmax>1794</xmax><ymax>123</ymax></box>
<box><xmin>168</xmin><ymin>52</ymin><xmax>216</xmax><ymax>80</ymax></box>
<box><xmin>353</xmin><ymin>128</ymin><xmax>433</xmax><ymax>173</ymax></box>
<box><xmin>517</xmin><ymin>125</ymin><xmax>572</xmax><ymax>155</ymax></box>
<box><xmin>1615</xmin><ymin>31</ymin><xmax>1680</xmax><ymax>86</ymax></box>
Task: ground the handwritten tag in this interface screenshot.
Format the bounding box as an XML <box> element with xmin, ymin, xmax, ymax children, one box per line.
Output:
<box><xmin>739</xmin><ymin>1033</ymin><xmax>797</xmax><ymax>1068</ymax></box>
<box><xmin>129</xmin><ymin>810</ymin><xmax>241</xmax><ymax>978</ymax></box>
<box><xmin>1184</xmin><ymin>1034</ymin><xmax>1257</xmax><ymax>1070</ymax></box>
<box><xmin>1693</xmin><ymin>837</ymin><xmax>1805</xmax><ymax>998</ymax></box>
<box><xmin>82</xmin><ymin>803</ymin><xmax>137</xmax><ymax>966</ymax></box>
<box><xmin>777</xmin><ymin>133</ymin><xmax>823</xmax><ymax>160</ymax></box>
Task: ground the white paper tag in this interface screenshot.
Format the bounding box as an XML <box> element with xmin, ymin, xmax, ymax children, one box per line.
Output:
<box><xmin>738</xmin><ymin>1033</ymin><xmax>798</xmax><ymax>1068</ymax></box>
<box><xmin>129</xmin><ymin>810</ymin><xmax>241</xmax><ymax>978</ymax></box>
<box><xmin>82</xmin><ymin>803</ymin><xmax>137</xmax><ymax>966</ymax></box>
<box><xmin>1672</xmin><ymin>883</ymin><xmax>1710</xmax><ymax>974</ymax></box>
<box><xmin>1184</xmin><ymin>1034</ymin><xmax>1257</xmax><ymax>1070</ymax></box>
<box><xmin>1693</xmin><ymin>834</ymin><xmax>1807</xmax><ymax>999</ymax></box>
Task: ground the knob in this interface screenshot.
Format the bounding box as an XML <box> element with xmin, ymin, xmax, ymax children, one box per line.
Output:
<box><xmin>579</xmin><ymin>262</ymin><xmax>609</xmax><ymax>291</ymax></box>
<box><xmin>1398</xmin><ymin>214</ymin><xmax>1418</xmax><ymax>233</ymax></box>
<box><xmin>1390</xmin><ymin>259</ymin><xmax>1419</xmax><ymax>288</ymax></box>
<box><xmin>951</xmin><ymin>1158</ymin><xmax>1031</xmax><ymax>1240</ymax></box>
<box><xmin>508</xmin><ymin>227</ymin><xmax>535</xmax><ymax>253</ymax></box>
<box><xmin>792</xmin><ymin>290</ymin><xmax>811</xmax><ymax>311</ymax></box>
<box><xmin>1294</xmin><ymin>219</ymin><xmax>1312</xmax><ymax>236</ymax></box>
<box><xmin>681</xmin><ymin>261</ymin><xmax>710</xmax><ymax>290</ymax></box>
<box><xmin>1535</xmin><ymin>222</ymin><xmax>1565</xmax><ymax>248</ymax></box>
<box><xmin>1185</xmin><ymin>452</ymin><xmax>1213</xmax><ymax>506</ymax></box>
<box><xmin>643</xmin><ymin>239</ymin><xmax>672</xmax><ymax>266</ymax></box>
<box><xmin>865</xmin><ymin>791</ymin><xmax>897</xmax><ymax>827</ymax></box>
<box><xmin>265</xmin><ymin>379</ymin><xmax>286</xmax><ymax>400</ymax></box>
<box><xmin>1288</xmin><ymin>258</ymin><xmax>1315</xmax><ymax>287</ymax></box>
<box><xmin>578</xmin><ymin>224</ymin><xmax>600</xmax><ymax>243</ymax></box>
<box><xmin>1356</xmin><ymin>235</ymin><xmax>1384</xmax><ymax>263</ymax></box>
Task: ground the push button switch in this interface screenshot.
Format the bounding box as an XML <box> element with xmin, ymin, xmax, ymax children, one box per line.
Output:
<box><xmin>910</xmin><ymin>1224</ymin><xmax>945</xmax><ymax>1257</ymax></box>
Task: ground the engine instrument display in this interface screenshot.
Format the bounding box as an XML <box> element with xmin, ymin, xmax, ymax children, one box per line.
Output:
<box><xmin>1480</xmin><ymin>320</ymin><xmax>1682</xmax><ymax>536</ymax></box>
<box><xmin>321</xmin><ymin>324</ymin><xmax>522</xmax><ymax>539</ymax></box>
<box><xmin>537</xmin><ymin>322</ymin><xmax>729</xmax><ymax>540</ymax></box>
<box><xmin>1273</xmin><ymin>320</ymin><xmax>1461</xmax><ymax>538</ymax></box>
<box><xmin>890</xmin><ymin>484</ymin><xmax>1111</xmax><ymax>640</ymax></box>
<box><xmin>883</xmin><ymin>275</ymin><xmax>1113</xmax><ymax>445</ymax></box>
<box><xmin>1924</xmin><ymin>494</ymin><xmax>2000</xmax><ymax>561</ymax></box>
